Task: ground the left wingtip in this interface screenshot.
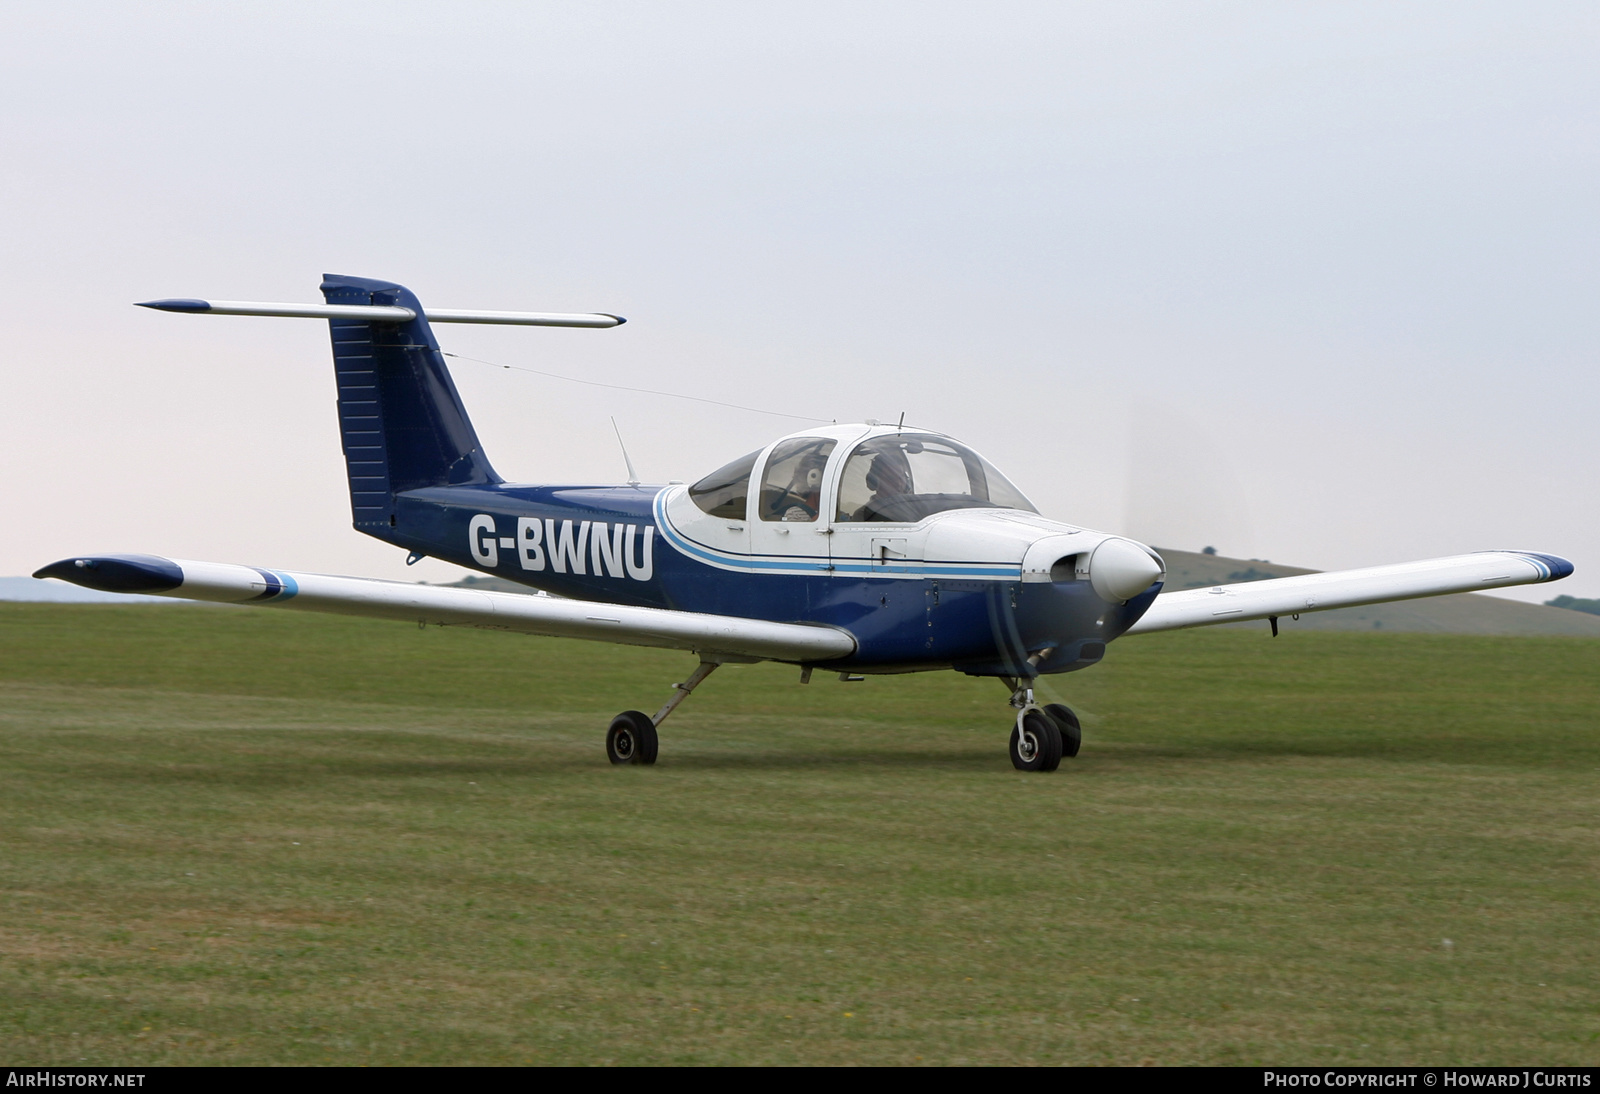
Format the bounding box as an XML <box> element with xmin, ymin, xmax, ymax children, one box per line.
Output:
<box><xmin>32</xmin><ymin>555</ymin><xmax>184</xmax><ymax>593</ymax></box>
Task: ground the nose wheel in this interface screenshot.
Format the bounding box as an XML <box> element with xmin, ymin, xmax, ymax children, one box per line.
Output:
<box><xmin>1002</xmin><ymin>677</ymin><xmax>1081</xmax><ymax>771</ymax></box>
<box><xmin>1010</xmin><ymin>709</ymin><xmax>1062</xmax><ymax>771</ymax></box>
<box><xmin>1042</xmin><ymin>702</ymin><xmax>1082</xmax><ymax>758</ymax></box>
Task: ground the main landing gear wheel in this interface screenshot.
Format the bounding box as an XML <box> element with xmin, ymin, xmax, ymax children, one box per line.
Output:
<box><xmin>1043</xmin><ymin>703</ymin><xmax>1082</xmax><ymax>758</ymax></box>
<box><xmin>1010</xmin><ymin>710</ymin><xmax>1063</xmax><ymax>772</ymax></box>
<box><xmin>606</xmin><ymin>711</ymin><xmax>658</xmax><ymax>766</ymax></box>
<box><xmin>608</xmin><ymin>660</ymin><xmax>721</xmax><ymax>768</ymax></box>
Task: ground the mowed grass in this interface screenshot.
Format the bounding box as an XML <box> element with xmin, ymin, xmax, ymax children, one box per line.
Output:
<box><xmin>1</xmin><ymin>604</ymin><xmax>1598</xmax><ymax>1066</ymax></box>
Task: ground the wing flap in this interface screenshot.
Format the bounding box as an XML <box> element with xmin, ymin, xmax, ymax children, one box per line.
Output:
<box><xmin>33</xmin><ymin>555</ymin><xmax>856</xmax><ymax>663</ymax></box>
<box><xmin>1125</xmin><ymin>551</ymin><xmax>1572</xmax><ymax>635</ymax></box>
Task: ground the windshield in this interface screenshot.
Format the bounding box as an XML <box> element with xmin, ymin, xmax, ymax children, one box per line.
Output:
<box><xmin>835</xmin><ymin>435</ymin><xmax>1037</xmax><ymax>523</ymax></box>
<box><xmin>688</xmin><ymin>450</ymin><xmax>760</xmax><ymax>519</ymax></box>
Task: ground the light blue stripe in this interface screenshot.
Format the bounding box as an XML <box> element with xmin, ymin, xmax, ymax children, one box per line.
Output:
<box><xmin>271</xmin><ymin>571</ymin><xmax>299</xmax><ymax>601</ymax></box>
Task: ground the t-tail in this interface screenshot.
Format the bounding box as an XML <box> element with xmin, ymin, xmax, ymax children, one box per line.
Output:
<box><xmin>134</xmin><ymin>275</ymin><xmax>626</xmax><ymax>550</ymax></box>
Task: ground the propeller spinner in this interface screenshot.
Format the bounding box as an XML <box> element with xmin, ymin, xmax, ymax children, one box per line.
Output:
<box><xmin>1087</xmin><ymin>537</ymin><xmax>1166</xmax><ymax>603</ymax></box>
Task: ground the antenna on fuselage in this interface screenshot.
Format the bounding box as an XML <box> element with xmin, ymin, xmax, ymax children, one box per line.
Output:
<box><xmin>611</xmin><ymin>417</ymin><xmax>641</xmax><ymax>487</ymax></box>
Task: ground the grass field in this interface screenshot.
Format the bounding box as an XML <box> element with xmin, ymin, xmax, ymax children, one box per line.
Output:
<box><xmin>1</xmin><ymin>603</ymin><xmax>1597</xmax><ymax>1065</ymax></box>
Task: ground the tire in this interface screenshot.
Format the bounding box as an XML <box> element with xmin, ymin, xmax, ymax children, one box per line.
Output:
<box><xmin>1010</xmin><ymin>710</ymin><xmax>1063</xmax><ymax>772</ymax></box>
<box><xmin>606</xmin><ymin>711</ymin><xmax>659</xmax><ymax>766</ymax></box>
<box><xmin>1043</xmin><ymin>703</ymin><xmax>1082</xmax><ymax>759</ymax></box>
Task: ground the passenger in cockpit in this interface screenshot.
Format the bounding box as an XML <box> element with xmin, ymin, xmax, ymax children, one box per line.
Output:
<box><xmin>760</xmin><ymin>438</ymin><xmax>836</xmax><ymax>522</ymax></box>
<box><xmin>780</xmin><ymin>450</ymin><xmax>829</xmax><ymax>521</ymax></box>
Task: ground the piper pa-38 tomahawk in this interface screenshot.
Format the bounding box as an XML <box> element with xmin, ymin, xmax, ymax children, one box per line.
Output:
<box><xmin>38</xmin><ymin>275</ymin><xmax>1575</xmax><ymax>771</ymax></box>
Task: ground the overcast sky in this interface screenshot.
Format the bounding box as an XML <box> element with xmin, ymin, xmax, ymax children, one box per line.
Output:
<box><xmin>2</xmin><ymin>2</ymin><xmax>1595</xmax><ymax>601</ymax></box>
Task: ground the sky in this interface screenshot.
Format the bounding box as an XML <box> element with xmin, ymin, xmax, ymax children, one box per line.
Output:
<box><xmin>2</xmin><ymin>2</ymin><xmax>1595</xmax><ymax>601</ymax></box>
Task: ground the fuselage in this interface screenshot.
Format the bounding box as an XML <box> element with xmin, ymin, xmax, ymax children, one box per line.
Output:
<box><xmin>373</xmin><ymin>424</ymin><xmax>1165</xmax><ymax>676</ymax></box>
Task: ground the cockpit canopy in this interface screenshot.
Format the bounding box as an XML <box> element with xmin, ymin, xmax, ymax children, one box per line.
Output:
<box><xmin>688</xmin><ymin>432</ymin><xmax>1037</xmax><ymax>523</ymax></box>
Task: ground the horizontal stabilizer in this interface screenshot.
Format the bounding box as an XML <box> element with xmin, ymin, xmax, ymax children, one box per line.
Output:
<box><xmin>33</xmin><ymin>555</ymin><xmax>855</xmax><ymax>664</ymax></box>
<box><xmin>136</xmin><ymin>299</ymin><xmax>625</xmax><ymax>328</ymax></box>
<box><xmin>1125</xmin><ymin>551</ymin><xmax>1573</xmax><ymax>635</ymax></box>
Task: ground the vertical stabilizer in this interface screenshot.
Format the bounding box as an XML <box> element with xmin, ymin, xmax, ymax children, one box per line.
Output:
<box><xmin>320</xmin><ymin>274</ymin><xmax>500</xmax><ymax>536</ymax></box>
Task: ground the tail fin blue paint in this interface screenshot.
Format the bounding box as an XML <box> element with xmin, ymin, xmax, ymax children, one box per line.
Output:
<box><xmin>320</xmin><ymin>274</ymin><xmax>500</xmax><ymax>536</ymax></box>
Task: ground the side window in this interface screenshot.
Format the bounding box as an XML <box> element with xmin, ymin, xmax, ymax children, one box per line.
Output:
<box><xmin>688</xmin><ymin>450</ymin><xmax>760</xmax><ymax>519</ymax></box>
<box><xmin>758</xmin><ymin>438</ymin><xmax>836</xmax><ymax>522</ymax></box>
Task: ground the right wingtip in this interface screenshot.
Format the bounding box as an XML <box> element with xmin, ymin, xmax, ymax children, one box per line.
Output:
<box><xmin>1519</xmin><ymin>552</ymin><xmax>1575</xmax><ymax>581</ymax></box>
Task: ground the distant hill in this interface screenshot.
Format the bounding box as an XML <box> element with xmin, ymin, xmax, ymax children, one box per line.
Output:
<box><xmin>6</xmin><ymin>552</ymin><xmax>1593</xmax><ymax>637</ymax></box>
<box><xmin>1545</xmin><ymin>595</ymin><xmax>1600</xmax><ymax>617</ymax></box>
<box><xmin>1155</xmin><ymin>548</ymin><xmax>1600</xmax><ymax>637</ymax></box>
<box><xmin>0</xmin><ymin>576</ymin><xmax>179</xmax><ymax>604</ymax></box>
<box><xmin>434</xmin><ymin>553</ymin><xmax>1598</xmax><ymax>637</ymax></box>
<box><xmin>429</xmin><ymin>574</ymin><xmax>558</xmax><ymax>596</ymax></box>
<box><xmin>0</xmin><ymin>573</ymin><xmax>551</xmax><ymax>603</ymax></box>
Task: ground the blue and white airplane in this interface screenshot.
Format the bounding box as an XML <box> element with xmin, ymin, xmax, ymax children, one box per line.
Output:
<box><xmin>36</xmin><ymin>274</ymin><xmax>1575</xmax><ymax>771</ymax></box>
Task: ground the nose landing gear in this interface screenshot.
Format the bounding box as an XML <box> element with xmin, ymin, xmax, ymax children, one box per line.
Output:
<box><xmin>1002</xmin><ymin>677</ymin><xmax>1081</xmax><ymax>772</ymax></box>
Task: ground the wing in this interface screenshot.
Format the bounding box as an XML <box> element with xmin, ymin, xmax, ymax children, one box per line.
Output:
<box><xmin>32</xmin><ymin>554</ymin><xmax>856</xmax><ymax>664</ymax></box>
<box><xmin>1125</xmin><ymin>551</ymin><xmax>1573</xmax><ymax>635</ymax></box>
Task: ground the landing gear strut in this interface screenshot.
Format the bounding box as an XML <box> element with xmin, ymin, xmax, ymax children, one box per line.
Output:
<box><xmin>1001</xmin><ymin>677</ymin><xmax>1080</xmax><ymax>772</ymax></box>
<box><xmin>606</xmin><ymin>660</ymin><xmax>721</xmax><ymax>766</ymax></box>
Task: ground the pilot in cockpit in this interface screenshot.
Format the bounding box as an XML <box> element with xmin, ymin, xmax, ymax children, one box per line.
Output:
<box><xmin>848</xmin><ymin>446</ymin><xmax>913</xmax><ymax>522</ymax></box>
